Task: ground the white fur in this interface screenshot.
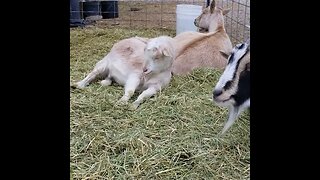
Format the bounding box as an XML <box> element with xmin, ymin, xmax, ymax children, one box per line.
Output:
<box><xmin>213</xmin><ymin>42</ymin><xmax>250</xmax><ymax>135</ymax></box>
<box><xmin>220</xmin><ymin>98</ymin><xmax>250</xmax><ymax>134</ymax></box>
<box><xmin>215</xmin><ymin>43</ymin><xmax>249</xmax><ymax>92</ymax></box>
<box><xmin>214</xmin><ymin>64</ymin><xmax>236</xmax><ymax>92</ymax></box>
<box><xmin>74</xmin><ymin>36</ymin><xmax>175</xmax><ymax>109</ymax></box>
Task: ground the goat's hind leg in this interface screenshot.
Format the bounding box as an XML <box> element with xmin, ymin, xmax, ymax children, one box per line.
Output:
<box><xmin>74</xmin><ymin>60</ymin><xmax>108</xmax><ymax>89</ymax></box>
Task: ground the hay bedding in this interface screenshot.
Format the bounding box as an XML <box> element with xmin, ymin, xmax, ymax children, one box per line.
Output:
<box><xmin>70</xmin><ymin>26</ymin><xmax>249</xmax><ymax>179</ymax></box>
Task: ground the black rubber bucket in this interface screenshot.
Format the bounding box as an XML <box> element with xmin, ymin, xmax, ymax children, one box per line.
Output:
<box><xmin>101</xmin><ymin>1</ymin><xmax>119</xmax><ymax>19</ymax></box>
<box><xmin>83</xmin><ymin>1</ymin><xmax>101</xmax><ymax>18</ymax></box>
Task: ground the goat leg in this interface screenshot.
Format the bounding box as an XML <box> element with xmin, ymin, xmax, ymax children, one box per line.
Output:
<box><xmin>132</xmin><ymin>86</ymin><xmax>159</xmax><ymax>109</ymax></box>
<box><xmin>220</xmin><ymin>106</ymin><xmax>240</xmax><ymax>135</ymax></box>
<box><xmin>117</xmin><ymin>75</ymin><xmax>141</xmax><ymax>104</ymax></box>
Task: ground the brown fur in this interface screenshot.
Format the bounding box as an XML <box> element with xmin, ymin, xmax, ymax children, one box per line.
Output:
<box><xmin>171</xmin><ymin>1</ymin><xmax>232</xmax><ymax>75</ymax></box>
<box><xmin>172</xmin><ymin>29</ymin><xmax>232</xmax><ymax>75</ymax></box>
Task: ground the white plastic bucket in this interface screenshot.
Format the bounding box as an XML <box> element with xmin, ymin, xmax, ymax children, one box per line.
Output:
<box><xmin>176</xmin><ymin>4</ymin><xmax>202</xmax><ymax>35</ymax></box>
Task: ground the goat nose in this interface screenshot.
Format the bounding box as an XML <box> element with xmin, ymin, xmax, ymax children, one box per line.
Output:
<box><xmin>213</xmin><ymin>90</ymin><xmax>222</xmax><ymax>98</ymax></box>
<box><xmin>143</xmin><ymin>67</ymin><xmax>148</xmax><ymax>72</ymax></box>
<box><xmin>194</xmin><ymin>19</ymin><xmax>197</xmax><ymax>26</ymax></box>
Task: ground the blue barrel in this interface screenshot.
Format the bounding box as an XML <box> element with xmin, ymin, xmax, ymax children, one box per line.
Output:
<box><xmin>83</xmin><ymin>1</ymin><xmax>101</xmax><ymax>18</ymax></box>
<box><xmin>70</xmin><ymin>0</ymin><xmax>84</xmax><ymax>27</ymax></box>
<box><xmin>101</xmin><ymin>1</ymin><xmax>119</xmax><ymax>19</ymax></box>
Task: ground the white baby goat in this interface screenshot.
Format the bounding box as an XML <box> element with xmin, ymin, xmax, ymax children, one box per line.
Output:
<box><xmin>73</xmin><ymin>36</ymin><xmax>175</xmax><ymax>109</ymax></box>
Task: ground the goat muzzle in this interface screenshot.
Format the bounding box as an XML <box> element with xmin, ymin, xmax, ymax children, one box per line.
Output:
<box><xmin>213</xmin><ymin>89</ymin><xmax>223</xmax><ymax>98</ymax></box>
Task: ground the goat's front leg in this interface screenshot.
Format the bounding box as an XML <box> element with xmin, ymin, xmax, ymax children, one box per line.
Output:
<box><xmin>117</xmin><ymin>75</ymin><xmax>141</xmax><ymax>104</ymax></box>
<box><xmin>132</xmin><ymin>86</ymin><xmax>159</xmax><ymax>109</ymax></box>
<box><xmin>220</xmin><ymin>106</ymin><xmax>240</xmax><ymax>135</ymax></box>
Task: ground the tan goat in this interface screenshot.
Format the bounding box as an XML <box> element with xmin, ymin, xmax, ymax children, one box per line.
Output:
<box><xmin>171</xmin><ymin>0</ymin><xmax>233</xmax><ymax>75</ymax></box>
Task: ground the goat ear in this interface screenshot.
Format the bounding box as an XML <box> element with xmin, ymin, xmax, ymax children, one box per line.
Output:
<box><xmin>219</xmin><ymin>50</ymin><xmax>230</xmax><ymax>59</ymax></box>
<box><xmin>222</xmin><ymin>8</ymin><xmax>231</xmax><ymax>15</ymax></box>
<box><xmin>162</xmin><ymin>47</ymin><xmax>172</xmax><ymax>57</ymax></box>
<box><xmin>159</xmin><ymin>44</ymin><xmax>173</xmax><ymax>57</ymax></box>
<box><xmin>210</xmin><ymin>0</ymin><xmax>216</xmax><ymax>13</ymax></box>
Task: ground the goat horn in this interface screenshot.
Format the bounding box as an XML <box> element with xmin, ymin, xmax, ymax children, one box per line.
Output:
<box><xmin>211</xmin><ymin>0</ymin><xmax>216</xmax><ymax>9</ymax></box>
<box><xmin>210</xmin><ymin>0</ymin><xmax>216</xmax><ymax>13</ymax></box>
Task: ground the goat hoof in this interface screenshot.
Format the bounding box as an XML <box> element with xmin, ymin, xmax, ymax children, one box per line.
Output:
<box><xmin>73</xmin><ymin>82</ymin><xmax>87</xmax><ymax>89</ymax></box>
<box><xmin>100</xmin><ymin>79</ymin><xmax>112</xmax><ymax>86</ymax></box>
<box><xmin>71</xmin><ymin>82</ymin><xmax>84</xmax><ymax>89</ymax></box>
<box><xmin>131</xmin><ymin>102</ymin><xmax>140</xmax><ymax>110</ymax></box>
<box><xmin>116</xmin><ymin>97</ymin><xmax>129</xmax><ymax>106</ymax></box>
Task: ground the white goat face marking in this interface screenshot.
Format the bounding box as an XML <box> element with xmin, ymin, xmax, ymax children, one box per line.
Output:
<box><xmin>213</xmin><ymin>42</ymin><xmax>249</xmax><ymax>105</ymax></box>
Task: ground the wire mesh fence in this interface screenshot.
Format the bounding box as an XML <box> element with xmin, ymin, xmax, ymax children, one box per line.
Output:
<box><xmin>70</xmin><ymin>0</ymin><xmax>250</xmax><ymax>44</ymax></box>
<box><xmin>220</xmin><ymin>0</ymin><xmax>250</xmax><ymax>44</ymax></box>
